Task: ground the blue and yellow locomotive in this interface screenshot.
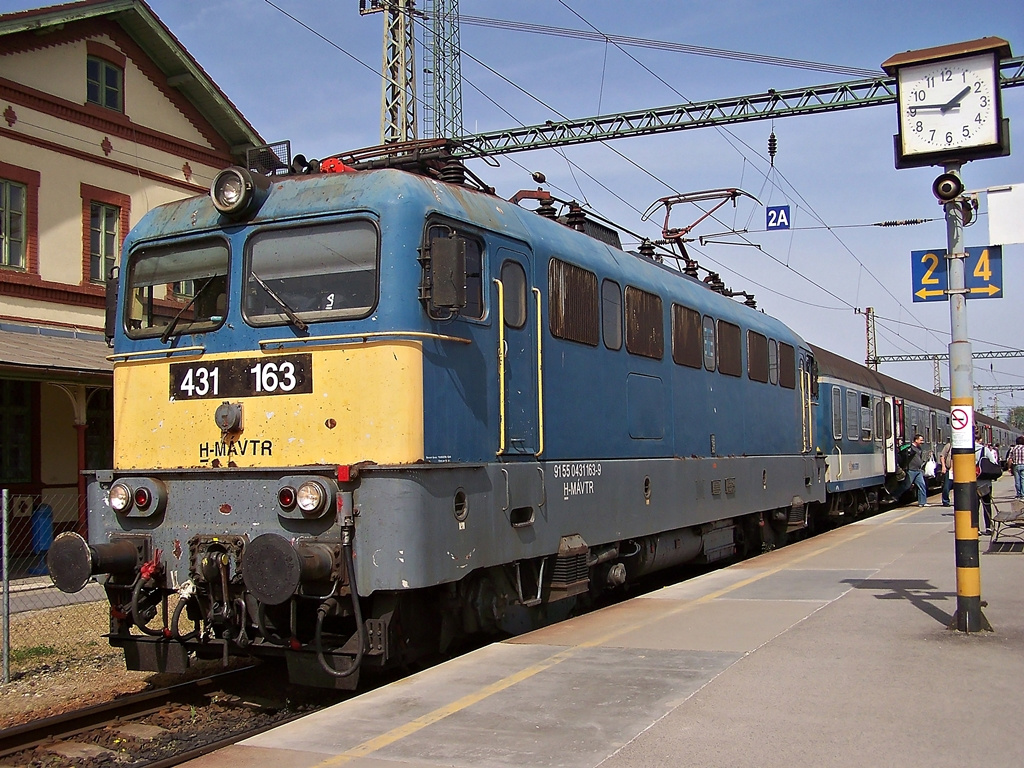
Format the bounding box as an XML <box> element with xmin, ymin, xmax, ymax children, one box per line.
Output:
<box><xmin>49</xmin><ymin>142</ymin><xmax>837</xmax><ymax>687</ymax></box>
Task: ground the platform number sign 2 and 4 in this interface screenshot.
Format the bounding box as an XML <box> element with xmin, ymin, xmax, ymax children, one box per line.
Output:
<box><xmin>910</xmin><ymin>246</ymin><xmax>1003</xmax><ymax>302</ymax></box>
<box><xmin>766</xmin><ymin>205</ymin><xmax>791</xmax><ymax>230</ymax></box>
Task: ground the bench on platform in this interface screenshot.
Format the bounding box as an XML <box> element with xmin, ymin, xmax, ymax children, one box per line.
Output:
<box><xmin>990</xmin><ymin>499</ymin><xmax>1024</xmax><ymax>549</ymax></box>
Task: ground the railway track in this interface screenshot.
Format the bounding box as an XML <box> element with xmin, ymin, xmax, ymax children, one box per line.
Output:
<box><xmin>0</xmin><ymin>663</ymin><xmax>342</xmax><ymax>768</ymax></box>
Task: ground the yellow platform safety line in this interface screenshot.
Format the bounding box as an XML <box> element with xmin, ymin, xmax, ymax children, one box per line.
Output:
<box><xmin>313</xmin><ymin>505</ymin><xmax>925</xmax><ymax>768</ymax></box>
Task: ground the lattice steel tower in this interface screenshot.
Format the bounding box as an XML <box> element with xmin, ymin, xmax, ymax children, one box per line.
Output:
<box><xmin>422</xmin><ymin>0</ymin><xmax>463</xmax><ymax>138</ymax></box>
<box><xmin>360</xmin><ymin>0</ymin><xmax>418</xmax><ymax>143</ymax></box>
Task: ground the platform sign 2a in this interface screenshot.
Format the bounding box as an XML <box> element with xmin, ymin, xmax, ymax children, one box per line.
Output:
<box><xmin>910</xmin><ymin>246</ymin><xmax>1003</xmax><ymax>302</ymax></box>
<box><xmin>766</xmin><ymin>205</ymin><xmax>791</xmax><ymax>230</ymax></box>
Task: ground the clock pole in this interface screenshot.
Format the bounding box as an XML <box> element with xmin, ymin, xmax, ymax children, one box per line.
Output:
<box><xmin>942</xmin><ymin>160</ymin><xmax>990</xmax><ymax>632</ymax></box>
<box><xmin>883</xmin><ymin>38</ymin><xmax>1012</xmax><ymax>634</ymax></box>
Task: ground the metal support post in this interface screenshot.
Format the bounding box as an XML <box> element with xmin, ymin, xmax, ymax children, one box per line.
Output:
<box><xmin>945</xmin><ymin>162</ymin><xmax>991</xmax><ymax>633</ymax></box>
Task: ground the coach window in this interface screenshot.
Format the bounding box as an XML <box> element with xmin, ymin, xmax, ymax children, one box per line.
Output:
<box><xmin>717</xmin><ymin>321</ymin><xmax>741</xmax><ymax>377</ymax></box>
<box><xmin>549</xmin><ymin>257</ymin><xmax>598</xmax><ymax>344</ymax></box>
<box><xmin>501</xmin><ymin>260</ymin><xmax>527</xmax><ymax>329</ymax></box>
<box><xmin>832</xmin><ymin>387</ymin><xmax>843</xmax><ymax>439</ymax></box>
<box><xmin>861</xmin><ymin>394</ymin><xmax>872</xmax><ymax>440</ymax></box>
<box><xmin>930</xmin><ymin>411</ymin><xmax>938</xmax><ymax>444</ymax></box>
<box><xmin>873</xmin><ymin>398</ymin><xmax>883</xmax><ymax>443</ymax></box>
<box><xmin>747</xmin><ymin>330</ymin><xmax>769</xmax><ymax>383</ymax></box>
<box><xmin>624</xmin><ymin>286</ymin><xmax>663</xmax><ymax>359</ymax></box>
<box><xmin>601</xmin><ymin>279</ymin><xmax>622</xmax><ymax>350</ymax></box>
<box><xmin>778</xmin><ymin>342</ymin><xmax>796</xmax><ymax>389</ymax></box>
<box><xmin>846</xmin><ymin>390</ymin><xmax>859</xmax><ymax>439</ymax></box>
<box><xmin>768</xmin><ymin>339</ymin><xmax>779</xmax><ymax>384</ymax></box>
<box><xmin>671</xmin><ymin>304</ymin><xmax>701</xmax><ymax>368</ymax></box>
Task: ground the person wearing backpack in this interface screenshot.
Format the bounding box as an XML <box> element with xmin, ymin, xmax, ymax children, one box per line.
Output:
<box><xmin>975</xmin><ymin>442</ymin><xmax>998</xmax><ymax>535</ymax></box>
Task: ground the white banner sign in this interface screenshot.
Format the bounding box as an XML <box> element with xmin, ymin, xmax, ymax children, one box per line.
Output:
<box><xmin>988</xmin><ymin>185</ymin><xmax>1024</xmax><ymax>246</ymax></box>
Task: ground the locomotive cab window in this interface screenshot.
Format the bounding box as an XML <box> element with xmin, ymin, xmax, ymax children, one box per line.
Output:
<box><xmin>245</xmin><ymin>219</ymin><xmax>378</xmax><ymax>326</ymax></box>
<box><xmin>424</xmin><ymin>225</ymin><xmax>483</xmax><ymax>320</ymax></box>
<box><xmin>125</xmin><ymin>239</ymin><xmax>228</xmax><ymax>338</ymax></box>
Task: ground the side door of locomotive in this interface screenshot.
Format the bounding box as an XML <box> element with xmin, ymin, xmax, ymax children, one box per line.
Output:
<box><xmin>493</xmin><ymin>246</ymin><xmax>540</xmax><ymax>456</ymax></box>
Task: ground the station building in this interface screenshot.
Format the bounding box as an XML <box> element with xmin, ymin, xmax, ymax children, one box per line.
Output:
<box><xmin>0</xmin><ymin>0</ymin><xmax>261</xmax><ymax>559</ymax></box>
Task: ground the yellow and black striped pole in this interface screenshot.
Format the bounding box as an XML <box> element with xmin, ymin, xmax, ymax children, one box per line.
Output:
<box><xmin>943</xmin><ymin>163</ymin><xmax>990</xmax><ymax>633</ymax></box>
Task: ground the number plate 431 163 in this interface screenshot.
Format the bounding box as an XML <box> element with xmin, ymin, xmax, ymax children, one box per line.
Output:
<box><xmin>169</xmin><ymin>354</ymin><xmax>312</xmax><ymax>399</ymax></box>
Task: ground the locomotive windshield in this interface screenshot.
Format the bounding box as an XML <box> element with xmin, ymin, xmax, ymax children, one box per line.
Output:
<box><xmin>124</xmin><ymin>239</ymin><xmax>228</xmax><ymax>339</ymax></box>
<box><xmin>244</xmin><ymin>220</ymin><xmax>379</xmax><ymax>326</ymax></box>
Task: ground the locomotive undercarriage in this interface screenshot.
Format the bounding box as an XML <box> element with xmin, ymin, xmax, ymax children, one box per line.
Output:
<box><xmin>48</xmin><ymin>456</ymin><xmax>825</xmax><ymax>688</ymax></box>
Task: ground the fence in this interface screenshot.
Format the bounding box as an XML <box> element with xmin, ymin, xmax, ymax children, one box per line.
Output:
<box><xmin>1</xmin><ymin>489</ymin><xmax>111</xmax><ymax>683</ymax></box>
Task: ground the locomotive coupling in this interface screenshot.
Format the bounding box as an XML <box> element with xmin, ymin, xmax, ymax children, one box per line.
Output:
<box><xmin>241</xmin><ymin>534</ymin><xmax>339</xmax><ymax>605</ymax></box>
<box><xmin>47</xmin><ymin>532</ymin><xmax>141</xmax><ymax>593</ymax></box>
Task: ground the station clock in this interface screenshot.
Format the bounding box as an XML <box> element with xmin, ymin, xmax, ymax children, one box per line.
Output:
<box><xmin>882</xmin><ymin>38</ymin><xmax>1011</xmax><ymax>168</ymax></box>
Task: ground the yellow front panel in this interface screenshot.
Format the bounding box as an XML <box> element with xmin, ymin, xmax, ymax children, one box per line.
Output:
<box><xmin>113</xmin><ymin>342</ymin><xmax>424</xmax><ymax>469</ymax></box>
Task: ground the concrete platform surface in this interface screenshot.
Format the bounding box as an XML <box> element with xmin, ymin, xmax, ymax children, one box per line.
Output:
<box><xmin>183</xmin><ymin>480</ymin><xmax>1024</xmax><ymax>768</ymax></box>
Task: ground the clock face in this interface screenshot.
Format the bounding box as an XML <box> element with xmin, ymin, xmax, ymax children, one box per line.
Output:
<box><xmin>897</xmin><ymin>52</ymin><xmax>1000</xmax><ymax>158</ymax></box>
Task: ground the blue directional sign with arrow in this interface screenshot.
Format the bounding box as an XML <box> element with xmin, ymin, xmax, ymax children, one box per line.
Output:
<box><xmin>910</xmin><ymin>246</ymin><xmax>1003</xmax><ymax>302</ymax></box>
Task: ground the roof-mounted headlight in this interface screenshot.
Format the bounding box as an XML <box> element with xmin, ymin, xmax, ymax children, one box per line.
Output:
<box><xmin>210</xmin><ymin>166</ymin><xmax>270</xmax><ymax>218</ymax></box>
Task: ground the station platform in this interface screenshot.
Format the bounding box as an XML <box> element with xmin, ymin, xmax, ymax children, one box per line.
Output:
<box><xmin>184</xmin><ymin>477</ymin><xmax>1024</xmax><ymax>768</ymax></box>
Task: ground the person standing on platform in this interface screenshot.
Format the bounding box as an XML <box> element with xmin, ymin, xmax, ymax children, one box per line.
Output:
<box><xmin>939</xmin><ymin>438</ymin><xmax>953</xmax><ymax>507</ymax></box>
<box><xmin>975</xmin><ymin>442</ymin><xmax>998</xmax><ymax>535</ymax></box>
<box><xmin>1007</xmin><ymin>435</ymin><xmax>1024</xmax><ymax>500</ymax></box>
<box><xmin>905</xmin><ymin>434</ymin><xmax>929</xmax><ymax>506</ymax></box>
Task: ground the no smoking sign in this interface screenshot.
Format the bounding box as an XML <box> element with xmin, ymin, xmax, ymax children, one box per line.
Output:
<box><xmin>951</xmin><ymin>406</ymin><xmax>974</xmax><ymax>449</ymax></box>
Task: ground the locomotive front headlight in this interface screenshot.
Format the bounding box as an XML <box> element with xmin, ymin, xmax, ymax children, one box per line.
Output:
<box><xmin>295</xmin><ymin>481</ymin><xmax>327</xmax><ymax>516</ymax></box>
<box><xmin>108</xmin><ymin>482</ymin><xmax>133</xmax><ymax>513</ymax></box>
<box><xmin>211</xmin><ymin>168</ymin><xmax>250</xmax><ymax>215</ymax></box>
<box><xmin>210</xmin><ymin>167</ymin><xmax>269</xmax><ymax>218</ymax></box>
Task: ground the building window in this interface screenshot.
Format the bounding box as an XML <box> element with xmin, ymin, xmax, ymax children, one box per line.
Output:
<box><xmin>0</xmin><ymin>380</ymin><xmax>32</xmax><ymax>484</ymax></box>
<box><xmin>90</xmin><ymin>202</ymin><xmax>119</xmax><ymax>281</ymax></box>
<box><xmin>0</xmin><ymin>178</ymin><xmax>26</xmax><ymax>269</ymax></box>
<box><xmin>81</xmin><ymin>184</ymin><xmax>129</xmax><ymax>287</ymax></box>
<box><xmin>87</xmin><ymin>55</ymin><xmax>123</xmax><ymax>112</ymax></box>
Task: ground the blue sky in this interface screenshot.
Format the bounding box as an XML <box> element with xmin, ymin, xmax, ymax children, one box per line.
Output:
<box><xmin>7</xmin><ymin>0</ymin><xmax>1024</xmax><ymax>416</ymax></box>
